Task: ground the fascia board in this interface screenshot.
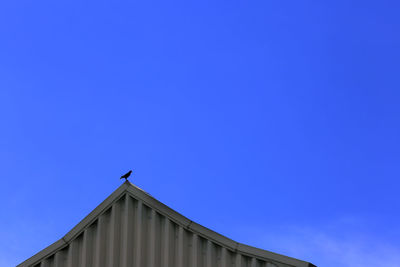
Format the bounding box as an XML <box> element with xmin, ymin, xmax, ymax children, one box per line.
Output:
<box><xmin>125</xmin><ymin>184</ymin><xmax>192</xmax><ymax>226</ymax></box>
<box><xmin>125</xmin><ymin>183</ymin><xmax>310</xmax><ymax>267</ymax></box>
<box><xmin>17</xmin><ymin>239</ymin><xmax>67</xmax><ymax>267</ymax></box>
<box><xmin>188</xmin><ymin>221</ymin><xmax>237</xmax><ymax>250</ymax></box>
<box><xmin>63</xmin><ymin>182</ymin><xmax>129</xmax><ymax>242</ymax></box>
<box><xmin>237</xmin><ymin>243</ymin><xmax>310</xmax><ymax>267</ymax></box>
<box><xmin>17</xmin><ymin>182</ymin><xmax>129</xmax><ymax>267</ymax></box>
<box><xmin>18</xmin><ymin>181</ymin><xmax>314</xmax><ymax>267</ymax></box>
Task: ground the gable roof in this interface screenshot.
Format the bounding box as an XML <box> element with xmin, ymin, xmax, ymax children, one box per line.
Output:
<box><xmin>18</xmin><ymin>181</ymin><xmax>315</xmax><ymax>267</ymax></box>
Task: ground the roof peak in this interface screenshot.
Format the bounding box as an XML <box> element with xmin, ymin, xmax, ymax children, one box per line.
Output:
<box><xmin>18</xmin><ymin>181</ymin><xmax>315</xmax><ymax>267</ymax></box>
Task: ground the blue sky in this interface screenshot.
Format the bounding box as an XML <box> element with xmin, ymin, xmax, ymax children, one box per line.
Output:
<box><xmin>1</xmin><ymin>1</ymin><xmax>400</xmax><ymax>266</ymax></box>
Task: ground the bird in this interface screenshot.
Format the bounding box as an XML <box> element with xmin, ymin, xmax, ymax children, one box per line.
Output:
<box><xmin>120</xmin><ymin>170</ymin><xmax>132</xmax><ymax>181</ymax></box>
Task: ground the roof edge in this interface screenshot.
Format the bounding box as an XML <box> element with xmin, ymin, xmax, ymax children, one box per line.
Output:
<box><xmin>17</xmin><ymin>182</ymin><xmax>129</xmax><ymax>267</ymax></box>
<box><xmin>125</xmin><ymin>183</ymin><xmax>312</xmax><ymax>267</ymax></box>
<box><xmin>18</xmin><ymin>181</ymin><xmax>315</xmax><ymax>267</ymax></box>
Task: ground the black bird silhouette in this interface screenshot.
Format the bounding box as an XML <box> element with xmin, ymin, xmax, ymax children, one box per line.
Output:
<box><xmin>120</xmin><ymin>170</ymin><xmax>132</xmax><ymax>181</ymax></box>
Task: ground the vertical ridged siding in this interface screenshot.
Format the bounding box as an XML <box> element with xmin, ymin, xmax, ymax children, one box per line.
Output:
<box><xmin>32</xmin><ymin>193</ymin><xmax>285</xmax><ymax>267</ymax></box>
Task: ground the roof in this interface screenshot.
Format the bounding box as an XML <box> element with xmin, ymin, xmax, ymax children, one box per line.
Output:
<box><xmin>18</xmin><ymin>181</ymin><xmax>316</xmax><ymax>267</ymax></box>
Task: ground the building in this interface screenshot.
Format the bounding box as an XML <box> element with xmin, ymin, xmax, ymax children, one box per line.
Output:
<box><xmin>18</xmin><ymin>181</ymin><xmax>316</xmax><ymax>267</ymax></box>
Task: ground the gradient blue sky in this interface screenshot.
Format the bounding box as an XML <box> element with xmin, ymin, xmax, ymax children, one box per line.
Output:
<box><xmin>1</xmin><ymin>1</ymin><xmax>400</xmax><ymax>266</ymax></box>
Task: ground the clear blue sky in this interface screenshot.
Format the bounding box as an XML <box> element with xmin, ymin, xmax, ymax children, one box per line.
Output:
<box><xmin>1</xmin><ymin>1</ymin><xmax>399</xmax><ymax>266</ymax></box>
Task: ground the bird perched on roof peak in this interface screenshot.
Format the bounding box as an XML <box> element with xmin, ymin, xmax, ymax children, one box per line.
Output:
<box><xmin>120</xmin><ymin>170</ymin><xmax>132</xmax><ymax>181</ymax></box>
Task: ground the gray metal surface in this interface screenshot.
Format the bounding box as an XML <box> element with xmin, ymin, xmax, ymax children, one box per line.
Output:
<box><xmin>18</xmin><ymin>182</ymin><xmax>315</xmax><ymax>267</ymax></box>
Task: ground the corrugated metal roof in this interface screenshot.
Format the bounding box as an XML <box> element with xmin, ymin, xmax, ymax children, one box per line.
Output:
<box><xmin>18</xmin><ymin>181</ymin><xmax>316</xmax><ymax>267</ymax></box>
